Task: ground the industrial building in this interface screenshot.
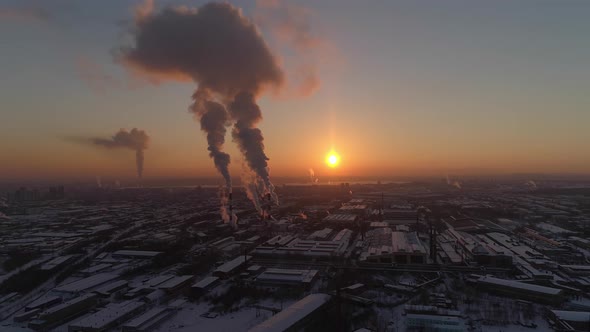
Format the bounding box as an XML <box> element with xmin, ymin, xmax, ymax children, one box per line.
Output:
<box><xmin>255</xmin><ymin>268</ymin><xmax>318</xmax><ymax>287</ymax></box>
<box><xmin>360</xmin><ymin>229</ymin><xmax>427</xmax><ymax>264</ymax></box>
<box><xmin>404</xmin><ymin>305</ymin><xmax>466</xmax><ymax>332</ymax></box>
<box><xmin>29</xmin><ymin>293</ymin><xmax>99</xmax><ymax>330</ymax></box>
<box><xmin>122</xmin><ymin>307</ymin><xmax>175</xmax><ymax>332</ymax></box>
<box><xmin>549</xmin><ymin>310</ymin><xmax>590</xmax><ymax>331</ymax></box>
<box><xmin>253</xmin><ymin>229</ymin><xmax>352</xmax><ymax>260</ymax></box>
<box><xmin>474</xmin><ymin>275</ymin><xmax>564</xmax><ymax>304</ymax></box>
<box><xmin>191</xmin><ymin>276</ymin><xmax>220</xmax><ymax>297</ymax></box>
<box><xmin>68</xmin><ymin>300</ymin><xmax>145</xmax><ymax>332</ymax></box>
<box><xmin>55</xmin><ymin>273</ymin><xmax>121</xmax><ymax>294</ymax></box>
<box><xmin>248</xmin><ymin>294</ymin><xmax>332</xmax><ymax>332</ymax></box>
<box><xmin>213</xmin><ymin>255</ymin><xmax>252</xmax><ymax>278</ymax></box>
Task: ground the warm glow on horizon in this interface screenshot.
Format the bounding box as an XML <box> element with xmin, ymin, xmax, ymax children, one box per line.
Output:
<box><xmin>326</xmin><ymin>150</ymin><xmax>340</xmax><ymax>168</ymax></box>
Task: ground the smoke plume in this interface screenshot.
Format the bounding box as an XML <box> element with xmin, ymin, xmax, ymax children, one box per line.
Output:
<box><xmin>119</xmin><ymin>1</ymin><xmax>284</xmax><ymax>208</ymax></box>
<box><xmin>308</xmin><ymin>168</ymin><xmax>318</xmax><ymax>183</ymax></box>
<box><xmin>525</xmin><ymin>180</ymin><xmax>537</xmax><ymax>189</ymax></box>
<box><xmin>74</xmin><ymin>128</ymin><xmax>150</xmax><ymax>178</ymax></box>
<box><xmin>191</xmin><ymin>90</ymin><xmax>232</xmax><ymax>189</ymax></box>
<box><xmin>255</xmin><ymin>0</ymin><xmax>324</xmax><ymax>97</ymax></box>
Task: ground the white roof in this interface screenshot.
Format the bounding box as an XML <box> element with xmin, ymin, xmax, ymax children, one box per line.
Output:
<box><xmin>192</xmin><ymin>276</ymin><xmax>219</xmax><ymax>289</ymax></box>
<box><xmin>123</xmin><ymin>307</ymin><xmax>169</xmax><ymax>329</ymax></box>
<box><xmin>112</xmin><ymin>250</ymin><xmax>162</xmax><ymax>258</ymax></box>
<box><xmin>256</xmin><ymin>268</ymin><xmax>318</xmax><ymax>284</ymax></box>
<box><xmin>147</xmin><ymin>274</ymin><xmax>175</xmax><ymax>287</ymax></box>
<box><xmin>552</xmin><ymin>310</ymin><xmax>590</xmax><ymax>322</ymax></box>
<box><xmin>248</xmin><ymin>294</ymin><xmax>331</xmax><ymax>332</ymax></box>
<box><xmin>40</xmin><ymin>294</ymin><xmax>97</xmax><ymax>316</ymax></box>
<box><xmin>69</xmin><ymin>301</ymin><xmax>144</xmax><ymax>329</ymax></box>
<box><xmin>158</xmin><ymin>275</ymin><xmax>193</xmax><ymax>289</ymax></box>
<box><xmin>215</xmin><ymin>256</ymin><xmax>252</xmax><ymax>274</ymax></box>
<box><xmin>55</xmin><ymin>273</ymin><xmax>119</xmax><ymax>293</ymax></box>
<box><xmin>478</xmin><ymin>276</ymin><xmax>562</xmax><ymax>295</ymax></box>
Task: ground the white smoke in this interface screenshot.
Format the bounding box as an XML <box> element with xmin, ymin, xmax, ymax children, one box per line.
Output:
<box><xmin>308</xmin><ymin>168</ymin><xmax>318</xmax><ymax>183</ymax></box>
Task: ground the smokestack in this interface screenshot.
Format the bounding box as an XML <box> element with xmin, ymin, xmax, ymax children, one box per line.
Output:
<box><xmin>229</xmin><ymin>191</ymin><xmax>233</xmax><ymax>225</ymax></box>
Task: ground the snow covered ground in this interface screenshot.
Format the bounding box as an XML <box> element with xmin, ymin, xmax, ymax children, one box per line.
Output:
<box><xmin>155</xmin><ymin>299</ymin><xmax>296</xmax><ymax>332</ymax></box>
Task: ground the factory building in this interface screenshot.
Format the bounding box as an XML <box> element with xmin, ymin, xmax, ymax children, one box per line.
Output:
<box><xmin>473</xmin><ymin>275</ymin><xmax>564</xmax><ymax>305</ymax></box>
<box><xmin>68</xmin><ymin>300</ymin><xmax>145</xmax><ymax>332</ymax></box>
<box><xmin>442</xmin><ymin>229</ymin><xmax>513</xmax><ymax>267</ymax></box>
<box><xmin>111</xmin><ymin>250</ymin><xmax>162</xmax><ymax>260</ymax></box>
<box><xmin>322</xmin><ymin>214</ymin><xmax>358</xmax><ymax>226</ymax></box>
<box><xmin>360</xmin><ymin>229</ymin><xmax>427</xmax><ymax>264</ymax></box>
<box><xmin>122</xmin><ymin>307</ymin><xmax>175</xmax><ymax>332</ymax></box>
<box><xmin>549</xmin><ymin>310</ymin><xmax>590</xmax><ymax>331</ymax></box>
<box><xmin>29</xmin><ymin>294</ymin><xmax>99</xmax><ymax>330</ymax></box>
<box><xmin>253</xmin><ymin>229</ymin><xmax>352</xmax><ymax>260</ymax></box>
<box><xmin>255</xmin><ymin>268</ymin><xmax>318</xmax><ymax>288</ymax></box>
<box><xmin>54</xmin><ymin>273</ymin><xmax>121</xmax><ymax>294</ymax></box>
<box><xmin>248</xmin><ymin>294</ymin><xmax>332</xmax><ymax>332</ymax></box>
<box><xmin>404</xmin><ymin>305</ymin><xmax>466</xmax><ymax>332</ymax></box>
<box><xmin>191</xmin><ymin>276</ymin><xmax>220</xmax><ymax>297</ymax></box>
<box><xmin>213</xmin><ymin>255</ymin><xmax>252</xmax><ymax>278</ymax></box>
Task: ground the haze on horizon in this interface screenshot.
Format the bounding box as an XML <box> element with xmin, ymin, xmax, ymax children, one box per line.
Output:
<box><xmin>1</xmin><ymin>0</ymin><xmax>590</xmax><ymax>183</ymax></box>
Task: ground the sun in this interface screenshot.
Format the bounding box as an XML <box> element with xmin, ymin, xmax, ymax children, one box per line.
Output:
<box><xmin>326</xmin><ymin>150</ymin><xmax>340</xmax><ymax>168</ymax></box>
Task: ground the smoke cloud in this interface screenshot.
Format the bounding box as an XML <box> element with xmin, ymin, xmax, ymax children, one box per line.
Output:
<box><xmin>525</xmin><ymin>180</ymin><xmax>537</xmax><ymax>189</ymax></box>
<box><xmin>255</xmin><ymin>0</ymin><xmax>324</xmax><ymax>97</ymax></box>
<box><xmin>119</xmin><ymin>2</ymin><xmax>283</xmax><ymax>94</ymax></box>
<box><xmin>70</xmin><ymin>128</ymin><xmax>150</xmax><ymax>178</ymax></box>
<box><xmin>119</xmin><ymin>1</ymin><xmax>285</xmax><ymax>209</ymax></box>
<box><xmin>191</xmin><ymin>90</ymin><xmax>232</xmax><ymax>189</ymax></box>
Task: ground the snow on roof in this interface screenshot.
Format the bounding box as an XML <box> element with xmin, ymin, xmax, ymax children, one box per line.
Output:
<box><xmin>80</xmin><ymin>263</ymin><xmax>112</xmax><ymax>274</ymax></box>
<box><xmin>94</xmin><ymin>280</ymin><xmax>128</xmax><ymax>295</ymax></box>
<box><xmin>69</xmin><ymin>301</ymin><xmax>145</xmax><ymax>330</ymax></box>
<box><xmin>248</xmin><ymin>294</ymin><xmax>331</xmax><ymax>332</ymax></box>
<box><xmin>55</xmin><ymin>273</ymin><xmax>119</xmax><ymax>293</ymax></box>
<box><xmin>192</xmin><ymin>276</ymin><xmax>219</xmax><ymax>289</ymax></box>
<box><xmin>40</xmin><ymin>293</ymin><xmax>97</xmax><ymax>316</ymax></box>
<box><xmin>112</xmin><ymin>250</ymin><xmax>162</xmax><ymax>258</ymax></box>
<box><xmin>552</xmin><ymin>310</ymin><xmax>590</xmax><ymax>322</ymax></box>
<box><xmin>323</xmin><ymin>214</ymin><xmax>358</xmax><ymax>222</ymax></box>
<box><xmin>123</xmin><ymin>307</ymin><xmax>170</xmax><ymax>329</ymax></box>
<box><xmin>215</xmin><ymin>255</ymin><xmax>252</xmax><ymax>274</ymax></box>
<box><xmin>256</xmin><ymin>268</ymin><xmax>318</xmax><ymax>284</ymax></box>
<box><xmin>478</xmin><ymin>276</ymin><xmax>562</xmax><ymax>295</ymax></box>
<box><xmin>40</xmin><ymin>255</ymin><xmax>75</xmax><ymax>270</ymax></box>
<box><xmin>25</xmin><ymin>296</ymin><xmax>61</xmax><ymax>310</ymax></box>
<box><xmin>158</xmin><ymin>275</ymin><xmax>194</xmax><ymax>290</ymax></box>
<box><xmin>146</xmin><ymin>274</ymin><xmax>175</xmax><ymax>287</ymax></box>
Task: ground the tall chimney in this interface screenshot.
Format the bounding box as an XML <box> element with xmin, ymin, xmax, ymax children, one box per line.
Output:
<box><xmin>266</xmin><ymin>193</ymin><xmax>271</xmax><ymax>219</ymax></box>
<box><xmin>229</xmin><ymin>191</ymin><xmax>233</xmax><ymax>223</ymax></box>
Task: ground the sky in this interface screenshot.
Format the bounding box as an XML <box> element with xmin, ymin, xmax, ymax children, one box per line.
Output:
<box><xmin>1</xmin><ymin>0</ymin><xmax>590</xmax><ymax>183</ymax></box>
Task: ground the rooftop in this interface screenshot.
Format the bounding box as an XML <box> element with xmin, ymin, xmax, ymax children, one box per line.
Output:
<box><xmin>248</xmin><ymin>294</ymin><xmax>331</xmax><ymax>332</ymax></box>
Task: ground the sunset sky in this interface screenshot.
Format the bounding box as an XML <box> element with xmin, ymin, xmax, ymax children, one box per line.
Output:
<box><xmin>1</xmin><ymin>0</ymin><xmax>590</xmax><ymax>182</ymax></box>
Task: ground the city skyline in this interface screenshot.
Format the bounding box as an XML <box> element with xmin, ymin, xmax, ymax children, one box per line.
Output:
<box><xmin>2</xmin><ymin>0</ymin><xmax>590</xmax><ymax>182</ymax></box>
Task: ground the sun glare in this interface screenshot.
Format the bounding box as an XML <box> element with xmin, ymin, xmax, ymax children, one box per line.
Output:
<box><xmin>326</xmin><ymin>151</ymin><xmax>340</xmax><ymax>168</ymax></box>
